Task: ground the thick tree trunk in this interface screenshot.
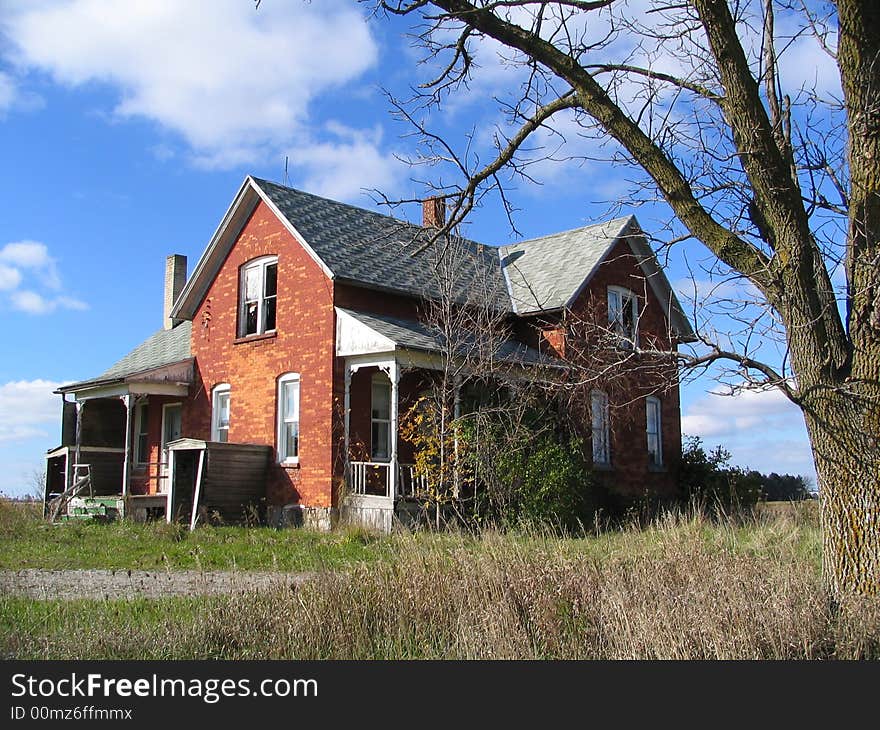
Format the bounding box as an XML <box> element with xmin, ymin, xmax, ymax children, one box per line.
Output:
<box><xmin>804</xmin><ymin>389</ymin><xmax>880</xmax><ymax>596</ymax></box>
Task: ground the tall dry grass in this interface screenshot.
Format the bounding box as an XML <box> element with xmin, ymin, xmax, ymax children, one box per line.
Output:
<box><xmin>5</xmin><ymin>507</ymin><xmax>877</xmax><ymax>659</ymax></box>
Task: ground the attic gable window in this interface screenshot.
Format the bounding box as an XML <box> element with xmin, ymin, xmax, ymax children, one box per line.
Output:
<box><xmin>607</xmin><ymin>286</ymin><xmax>638</xmax><ymax>348</ymax></box>
<box><xmin>239</xmin><ymin>256</ymin><xmax>277</xmax><ymax>337</ymax></box>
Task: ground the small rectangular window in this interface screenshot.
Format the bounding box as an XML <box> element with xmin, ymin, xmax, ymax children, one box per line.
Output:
<box><xmin>371</xmin><ymin>376</ymin><xmax>391</xmax><ymax>461</ymax></box>
<box><xmin>134</xmin><ymin>402</ymin><xmax>149</xmax><ymax>465</ymax></box>
<box><xmin>646</xmin><ymin>396</ymin><xmax>663</xmax><ymax>466</ymax></box>
<box><xmin>212</xmin><ymin>386</ymin><xmax>230</xmax><ymax>443</ymax></box>
<box><xmin>591</xmin><ymin>390</ymin><xmax>610</xmax><ymax>465</ymax></box>
<box><xmin>277</xmin><ymin>374</ymin><xmax>300</xmax><ymax>463</ymax></box>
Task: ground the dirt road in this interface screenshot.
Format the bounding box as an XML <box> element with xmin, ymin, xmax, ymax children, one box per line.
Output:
<box><xmin>0</xmin><ymin>569</ymin><xmax>313</xmax><ymax>600</ymax></box>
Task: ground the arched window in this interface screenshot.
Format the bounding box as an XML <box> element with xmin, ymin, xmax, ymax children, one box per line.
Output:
<box><xmin>277</xmin><ymin>373</ymin><xmax>300</xmax><ymax>463</ymax></box>
<box><xmin>591</xmin><ymin>390</ymin><xmax>610</xmax><ymax>465</ymax></box>
<box><xmin>238</xmin><ymin>256</ymin><xmax>278</xmax><ymax>337</ymax></box>
<box><xmin>646</xmin><ymin>396</ymin><xmax>663</xmax><ymax>466</ymax></box>
<box><xmin>211</xmin><ymin>383</ymin><xmax>230</xmax><ymax>442</ymax></box>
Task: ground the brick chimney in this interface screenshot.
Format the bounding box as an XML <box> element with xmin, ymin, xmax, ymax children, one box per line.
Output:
<box><xmin>163</xmin><ymin>254</ymin><xmax>187</xmax><ymax>330</ymax></box>
<box><xmin>422</xmin><ymin>196</ymin><xmax>446</xmax><ymax>228</ymax></box>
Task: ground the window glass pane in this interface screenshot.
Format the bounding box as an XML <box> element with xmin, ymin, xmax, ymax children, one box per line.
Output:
<box><xmin>371</xmin><ymin>380</ymin><xmax>390</xmax><ymax>420</ymax></box>
<box><xmin>218</xmin><ymin>393</ymin><xmax>230</xmax><ymax>428</ymax></box>
<box><xmin>218</xmin><ymin>428</ymin><xmax>228</xmax><ymax>443</ymax></box>
<box><xmin>264</xmin><ymin>263</ymin><xmax>277</xmax><ymax>297</ymax></box>
<box><xmin>283</xmin><ymin>380</ymin><xmax>299</xmax><ymax>420</ymax></box>
<box><xmin>264</xmin><ymin>296</ymin><xmax>277</xmax><ymax>332</ymax></box>
<box><xmin>244</xmin><ymin>266</ymin><xmax>260</xmax><ymax>301</ymax></box>
<box><xmin>372</xmin><ymin>421</ymin><xmax>389</xmax><ymax>460</ymax></box>
<box><xmin>607</xmin><ymin>290</ymin><xmax>621</xmax><ymax>324</ymax></box>
<box><xmin>284</xmin><ymin>421</ymin><xmax>299</xmax><ymax>458</ymax></box>
<box><xmin>245</xmin><ymin>301</ymin><xmax>258</xmax><ymax>335</ymax></box>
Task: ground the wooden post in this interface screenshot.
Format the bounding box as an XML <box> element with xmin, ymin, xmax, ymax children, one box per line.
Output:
<box><xmin>190</xmin><ymin>449</ymin><xmax>206</xmax><ymax>531</ymax></box>
<box><xmin>165</xmin><ymin>449</ymin><xmax>175</xmax><ymax>524</ymax></box>
<box><xmin>73</xmin><ymin>400</ymin><xmax>84</xmax><ymax>490</ymax></box>
<box><xmin>389</xmin><ymin>360</ymin><xmax>399</xmax><ymax>501</ymax></box>
<box><xmin>343</xmin><ymin>364</ymin><xmax>352</xmax><ymax>488</ymax></box>
<box><xmin>121</xmin><ymin>394</ymin><xmax>133</xmax><ymax>502</ymax></box>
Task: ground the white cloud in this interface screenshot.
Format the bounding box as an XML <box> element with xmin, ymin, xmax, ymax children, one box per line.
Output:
<box><xmin>2</xmin><ymin>0</ymin><xmax>396</xmax><ymax>186</ymax></box>
<box><xmin>0</xmin><ymin>264</ymin><xmax>22</xmax><ymax>290</ymax></box>
<box><xmin>0</xmin><ymin>70</ymin><xmax>15</xmax><ymax>111</ymax></box>
<box><xmin>0</xmin><ymin>379</ymin><xmax>65</xmax><ymax>444</ymax></box>
<box><xmin>10</xmin><ymin>290</ymin><xmax>88</xmax><ymax>314</ymax></box>
<box><xmin>682</xmin><ymin>386</ymin><xmax>797</xmax><ymax>438</ymax></box>
<box><xmin>682</xmin><ymin>385</ymin><xmax>815</xmax><ymax>478</ymax></box>
<box><xmin>0</xmin><ymin>239</ymin><xmax>87</xmax><ymax>314</ymax></box>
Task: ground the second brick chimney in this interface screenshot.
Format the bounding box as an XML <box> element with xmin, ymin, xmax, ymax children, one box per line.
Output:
<box><xmin>164</xmin><ymin>254</ymin><xmax>187</xmax><ymax>330</ymax></box>
<box><xmin>422</xmin><ymin>196</ymin><xmax>446</xmax><ymax>228</ymax></box>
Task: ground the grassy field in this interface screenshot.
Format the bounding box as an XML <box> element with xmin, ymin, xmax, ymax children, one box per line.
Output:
<box><xmin>2</xmin><ymin>499</ymin><xmax>878</xmax><ymax>659</ymax></box>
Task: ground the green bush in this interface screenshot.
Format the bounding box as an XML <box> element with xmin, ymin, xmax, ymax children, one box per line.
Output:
<box><xmin>677</xmin><ymin>436</ymin><xmax>761</xmax><ymax>515</ymax></box>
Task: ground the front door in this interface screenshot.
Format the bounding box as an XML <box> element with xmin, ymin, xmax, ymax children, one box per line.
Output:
<box><xmin>160</xmin><ymin>404</ymin><xmax>182</xmax><ymax>492</ymax></box>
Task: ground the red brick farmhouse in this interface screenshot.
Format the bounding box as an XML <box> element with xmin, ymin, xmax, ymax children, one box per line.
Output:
<box><xmin>44</xmin><ymin>176</ymin><xmax>694</xmax><ymax>530</ymax></box>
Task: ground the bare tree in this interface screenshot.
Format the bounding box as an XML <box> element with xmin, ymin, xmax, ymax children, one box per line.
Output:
<box><xmin>372</xmin><ymin>0</ymin><xmax>880</xmax><ymax>596</ymax></box>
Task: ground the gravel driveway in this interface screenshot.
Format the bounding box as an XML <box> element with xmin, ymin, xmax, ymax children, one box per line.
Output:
<box><xmin>0</xmin><ymin>569</ymin><xmax>314</xmax><ymax>600</ymax></box>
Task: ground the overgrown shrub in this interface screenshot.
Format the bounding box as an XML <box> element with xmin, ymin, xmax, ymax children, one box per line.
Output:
<box><xmin>677</xmin><ymin>436</ymin><xmax>762</xmax><ymax>515</ymax></box>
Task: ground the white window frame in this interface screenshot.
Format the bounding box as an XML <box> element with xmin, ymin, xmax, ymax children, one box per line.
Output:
<box><xmin>607</xmin><ymin>286</ymin><xmax>639</xmax><ymax>348</ymax></box>
<box><xmin>646</xmin><ymin>396</ymin><xmax>663</xmax><ymax>466</ymax></box>
<box><xmin>591</xmin><ymin>390</ymin><xmax>610</xmax><ymax>465</ymax></box>
<box><xmin>211</xmin><ymin>384</ymin><xmax>231</xmax><ymax>443</ymax></box>
<box><xmin>370</xmin><ymin>373</ymin><xmax>392</xmax><ymax>462</ymax></box>
<box><xmin>133</xmin><ymin>401</ymin><xmax>149</xmax><ymax>466</ymax></box>
<box><xmin>277</xmin><ymin>373</ymin><xmax>300</xmax><ymax>464</ymax></box>
<box><xmin>238</xmin><ymin>256</ymin><xmax>278</xmax><ymax>337</ymax></box>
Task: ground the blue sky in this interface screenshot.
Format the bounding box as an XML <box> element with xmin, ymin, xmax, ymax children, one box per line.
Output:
<box><xmin>0</xmin><ymin>0</ymin><xmax>821</xmax><ymax>497</ymax></box>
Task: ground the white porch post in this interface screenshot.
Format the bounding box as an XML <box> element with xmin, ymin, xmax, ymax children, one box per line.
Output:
<box><xmin>165</xmin><ymin>448</ymin><xmax>175</xmax><ymax>524</ymax></box>
<box><xmin>343</xmin><ymin>363</ymin><xmax>352</xmax><ymax>486</ymax></box>
<box><xmin>121</xmin><ymin>394</ymin><xmax>132</xmax><ymax>499</ymax></box>
<box><xmin>73</xmin><ymin>401</ymin><xmax>84</xmax><ymax>490</ymax></box>
<box><xmin>389</xmin><ymin>359</ymin><xmax>399</xmax><ymax>501</ymax></box>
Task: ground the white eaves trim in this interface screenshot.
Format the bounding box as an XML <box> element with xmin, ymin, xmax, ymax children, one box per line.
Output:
<box><xmin>335</xmin><ymin>307</ymin><xmax>396</xmax><ymax>356</ymax></box>
<box><xmin>171</xmin><ymin>176</ymin><xmax>335</xmax><ymax>322</ymax></box>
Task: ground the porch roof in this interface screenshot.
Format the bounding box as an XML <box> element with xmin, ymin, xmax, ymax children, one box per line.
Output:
<box><xmin>336</xmin><ymin>307</ymin><xmax>561</xmax><ymax>368</ymax></box>
<box><xmin>58</xmin><ymin>321</ymin><xmax>193</xmax><ymax>395</ymax></box>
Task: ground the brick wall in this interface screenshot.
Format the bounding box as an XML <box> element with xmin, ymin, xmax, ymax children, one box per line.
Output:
<box><xmin>563</xmin><ymin>238</ymin><xmax>683</xmax><ymax>498</ymax></box>
<box><xmin>184</xmin><ymin>200</ymin><xmax>336</xmax><ymax>508</ymax></box>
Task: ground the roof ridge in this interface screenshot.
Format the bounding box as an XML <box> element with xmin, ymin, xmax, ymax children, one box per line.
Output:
<box><xmin>501</xmin><ymin>215</ymin><xmax>635</xmax><ymax>251</ymax></box>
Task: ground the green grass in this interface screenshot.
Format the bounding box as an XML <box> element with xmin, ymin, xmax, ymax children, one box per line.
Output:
<box><xmin>0</xmin><ymin>501</ymin><xmax>400</xmax><ymax>571</ymax></box>
<box><xmin>6</xmin><ymin>497</ymin><xmax>872</xmax><ymax>660</ymax></box>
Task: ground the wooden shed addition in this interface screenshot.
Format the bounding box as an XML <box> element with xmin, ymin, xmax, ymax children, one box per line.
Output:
<box><xmin>165</xmin><ymin>439</ymin><xmax>271</xmax><ymax>529</ymax></box>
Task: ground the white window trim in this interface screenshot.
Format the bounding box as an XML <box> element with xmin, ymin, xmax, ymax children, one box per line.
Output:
<box><xmin>238</xmin><ymin>255</ymin><xmax>278</xmax><ymax>338</ymax></box>
<box><xmin>607</xmin><ymin>285</ymin><xmax>639</xmax><ymax>348</ymax></box>
<box><xmin>591</xmin><ymin>390</ymin><xmax>610</xmax><ymax>465</ymax></box>
<box><xmin>646</xmin><ymin>396</ymin><xmax>663</xmax><ymax>466</ymax></box>
<box><xmin>277</xmin><ymin>373</ymin><xmax>300</xmax><ymax>465</ymax></box>
<box><xmin>133</xmin><ymin>401</ymin><xmax>149</xmax><ymax>466</ymax></box>
<box><xmin>211</xmin><ymin>384</ymin><xmax>231</xmax><ymax>443</ymax></box>
<box><xmin>370</xmin><ymin>373</ymin><xmax>392</xmax><ymax>462</ymax></box>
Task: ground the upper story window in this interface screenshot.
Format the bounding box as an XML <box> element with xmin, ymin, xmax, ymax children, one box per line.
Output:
<box><xmin>591</xmin><ymin>390</ymin><xmax>610</xmax><ymax>465</ymax></box>
<box><xmin>607</xmin><ymin>286</ymin><xmax>638</xmax><ymax>348</ymax></box>
<box><xmin>277</xmin><ymin>373</ymin><xmax>300</xmax><ymax>464</ymax></box>
<box><xmin>646</xmin><ymin>396</ymin><xmax>663</xmax><ymax>466</ymax></box>
<box><xmin>239</xmin><ymin>256</ymin><xmax>277</xmax><ymax>337</ymax></box>
<box><xmin>212</xmin><ymin>384</ymin><xmax>230</xmax><ymax>442</ymax></box>
<box><xmin>371</xmin><ymin>374</ymin><xmax>391</xmax><ymax>462</ymax></box>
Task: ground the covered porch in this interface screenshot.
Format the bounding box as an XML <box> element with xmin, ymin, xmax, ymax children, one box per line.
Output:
<box><xmin>44</xmin><ymin>358</ymin><xmax>193</xmax><ymax>521</ymax></box>
<box><xmin>337</xmin><ymin>308</ymin><xmax>471</xmax><ymax>531</ymax></box>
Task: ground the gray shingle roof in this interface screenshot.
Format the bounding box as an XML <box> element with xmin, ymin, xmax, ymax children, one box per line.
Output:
<box><xmin>253</xmin><ymin>178</ymin><xmax>511</xmax><ymax>312</ymax></box>
<box><xmin>338</xmin><ymin>308</ymin><xmax>561</xmax><ymax>367</ymax></box>
<box><xmin>61</xmin><ymin>322</ymin><xmax>192</xmax><ymax>391</ymax></box>
<box><xmin>500</xmin><ymin>217</ymin><xmax>633</xmax><ymax>314</ymax></box>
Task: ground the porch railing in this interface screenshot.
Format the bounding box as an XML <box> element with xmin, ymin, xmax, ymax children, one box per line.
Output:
<box><xmin>348</xmin><ymin>462</ymin><xmax>429</xmax><ymax>498</ymax></box>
